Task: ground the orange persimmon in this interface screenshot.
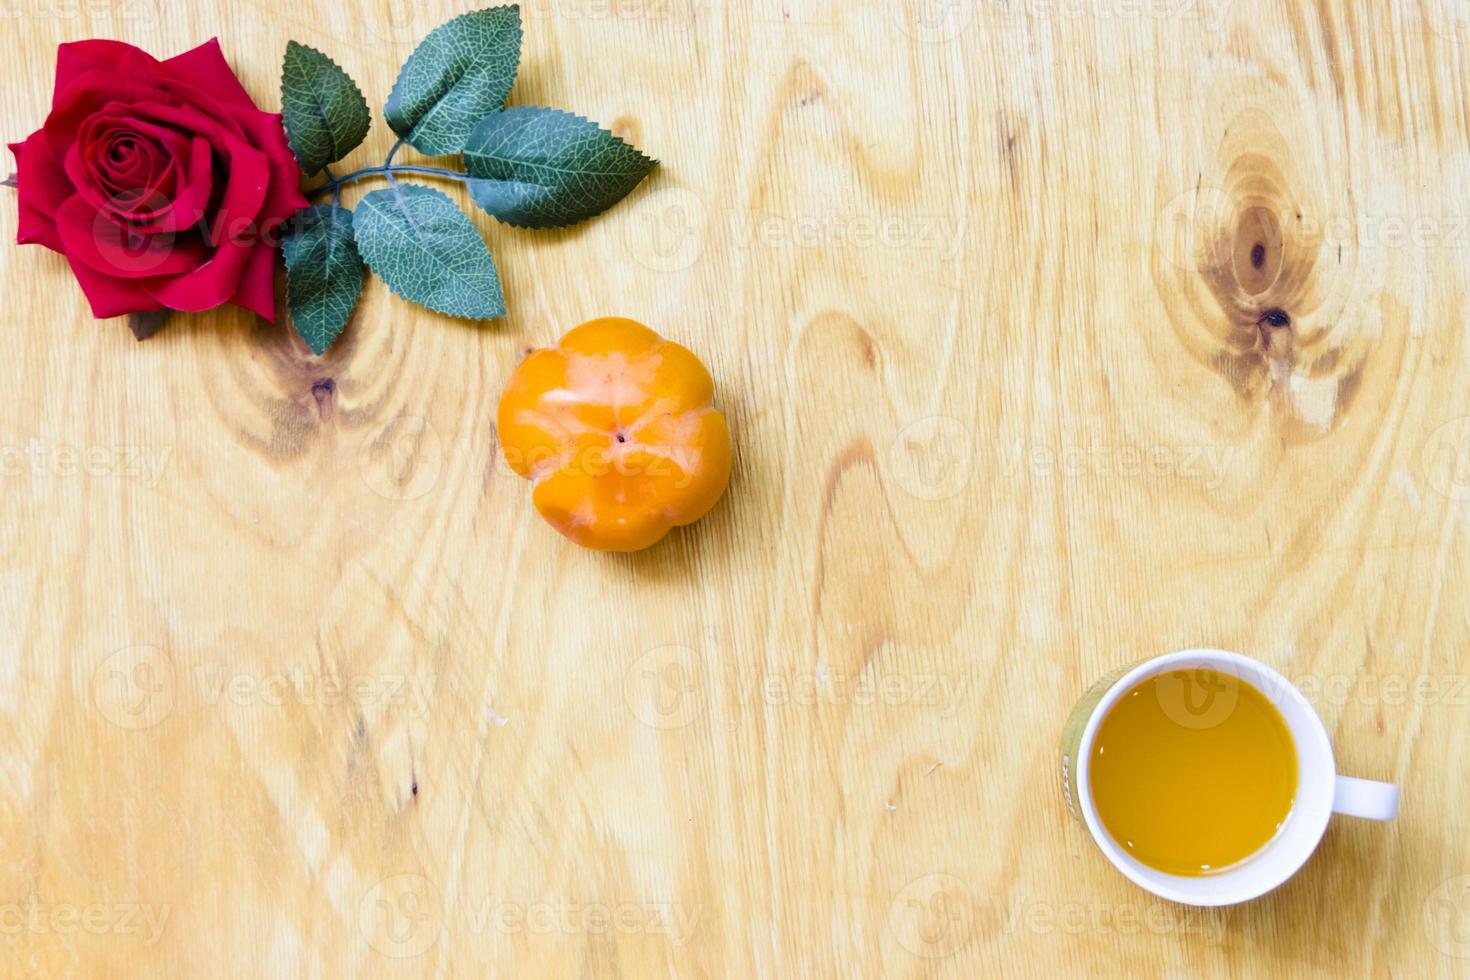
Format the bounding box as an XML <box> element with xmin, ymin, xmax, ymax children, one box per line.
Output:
<box><xmin>496</xmin><ymin>317</ymin><xmax>732</xmax><ymax>552</ymax></box>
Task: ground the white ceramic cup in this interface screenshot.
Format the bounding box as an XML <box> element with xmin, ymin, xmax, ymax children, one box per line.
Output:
<box><xmin>1058</xmin><ymin>648</ymin><xmax>1399</xmax><ymax>906</ymax></box>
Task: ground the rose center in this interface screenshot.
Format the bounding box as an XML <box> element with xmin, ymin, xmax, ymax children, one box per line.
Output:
<box><xmin>89</xmin><ymin>127</ymin><xmax>169</xmax><ymax>196</ymax></box>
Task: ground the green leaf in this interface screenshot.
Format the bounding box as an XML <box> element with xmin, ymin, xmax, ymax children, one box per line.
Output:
<box><xmin>280</xmin><ymin>41</ymin><xmax>371</xmax><ymax>175</ymax></box>
<box><xmin>354</xmin><ymin>184</ymin><xmax>505</xmax><ymax>320</ymax></box>
<box><xmin>384</xmin><ymin>5</ymin><xmax>522</xmax><ymax>156</ymax></box>
<box><xmin>282</xmin><ymin>204</ymin><xmax>366</xmax><ymax>355</ymax></box>
<box><xmin>463</xmin><ymin>107</ymin><xmax>658</xmax><ymax>229</ymax></box>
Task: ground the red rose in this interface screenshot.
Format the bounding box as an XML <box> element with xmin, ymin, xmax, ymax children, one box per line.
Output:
<box><xmin>8</xmin><ymin>39</ymin><xmax>307</xmax><ymax>322</ymax></box>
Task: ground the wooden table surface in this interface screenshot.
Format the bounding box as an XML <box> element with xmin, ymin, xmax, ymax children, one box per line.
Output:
<box><xmin>3</xmin><ymin>0</ymin><xmax>1469</xmax><ymax>976</ymax></box>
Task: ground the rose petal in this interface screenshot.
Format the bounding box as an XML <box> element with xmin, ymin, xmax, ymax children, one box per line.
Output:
<box><xmin>64</xmin><ymin>109</ymin><xmax>215</xmax><ymax>234</ymax></box>
<box><xmin>122</xmin><ymin>102</ymin><xmax>269</xmax><ymax>240</ymax></box>
<box><xmin>230</xmin><ymin>240</ymin><xmax>278</xmax><ymax>320</ymax></box>
<box><xmin>32</xmin><ymin>40</ymin><xmax>302</xmax><ymax>320</ymax></box>
<box><xmin>99</xmin><ymin>138</ymin><xmax>160</xmax><ymax>187</ymax></box>
<box><xmin>46</xmin><ymin>74</ymin><xmax>175</xmax><ymax>155</ymax></box>
<box><xmin>165</xmin><ymin>135</ymin><xmax>217</xmax><ymax>232</ymax></box>
<box><xmin>48</xmin><ymin>70</ymin><xmax>250</xmax><ymax>148</ymax></box>
<box><xmin>146</xmin><ymin>130</ymin><xmax>272</xmax><ymax>313</ymax></box>
<box><xmin>82</xmin><ymin>115</ymin><xmax>177</xmax><ymax>191</ymax></box>
<box><xmin>55</xmin><ymin>194</ymin><xmax>204</xmax><ymax>280</ymax></box>
<box><xmin>161</xmin><ymin>39</ymin><xmax>256</xmax><ymax>111</ymax></box>
<box><xmin>65</xmin><ymin>140</ymin><xmax>174</xmax><ymax>223</ymax></box>
<box><xmin>54</xmin><ymin>40</ymin><xmax>158</xmax><ymax>106</ymax></box>
<box><xmin>237</xmin><ymin>111</ymin><xmax>310</xmax><ymax>222</ymax></box>
<box><xmin>62</xmin><ymin>250</ymin><xmax>166</xmax><ymax>319</ymax></box>
<box><xmin>83</xmin><ymin>105</ymin><xmax>195</xmax><ymax>158</ymax></box>
<box><xmin>68</xmin><ymin>130</ymin><xmax>170</xmax><ymax>200</ymax></box>
<box><xmin>91</xmin><ymin>158</ymin><xmax>181</xmax><ymax>225</ymax></box>
<box><xmin>8</xmin><ymin>131</ymin><xmax>72</xmax><ymax>250</ymax></box>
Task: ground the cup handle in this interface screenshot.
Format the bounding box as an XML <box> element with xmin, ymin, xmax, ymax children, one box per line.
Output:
<box><xmin>1333</xmin><ymin>775</ymin><xmax>1400</xmax><ymax>820</ymax></box>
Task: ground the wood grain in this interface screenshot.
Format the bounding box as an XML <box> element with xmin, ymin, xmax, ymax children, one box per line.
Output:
<box><xmin>2</xmin><ymin>0</ymin><xmax>1469</xmax><ymax>976</ymax></box>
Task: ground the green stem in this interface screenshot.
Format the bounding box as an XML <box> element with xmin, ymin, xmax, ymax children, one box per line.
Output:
<box><xmin>308</xmin><ymin>163</ymin><xmax>467</xmax><ymax>200</ymax></box>
<box><xmin>320</xmin><ymin>164</ymin><xmax>342</xmax><ymax>209</ymax></box>
<box><xmin>384</xmin><ymin>138</ymin><xmax>406</xmax><ymax>168</ymax></box>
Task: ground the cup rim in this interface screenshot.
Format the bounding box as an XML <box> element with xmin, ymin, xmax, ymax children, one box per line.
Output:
<box><xmin>1073</xmin><ymin>648</ymin><xmax>1337</xmax><ymax>906</ymax></box>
